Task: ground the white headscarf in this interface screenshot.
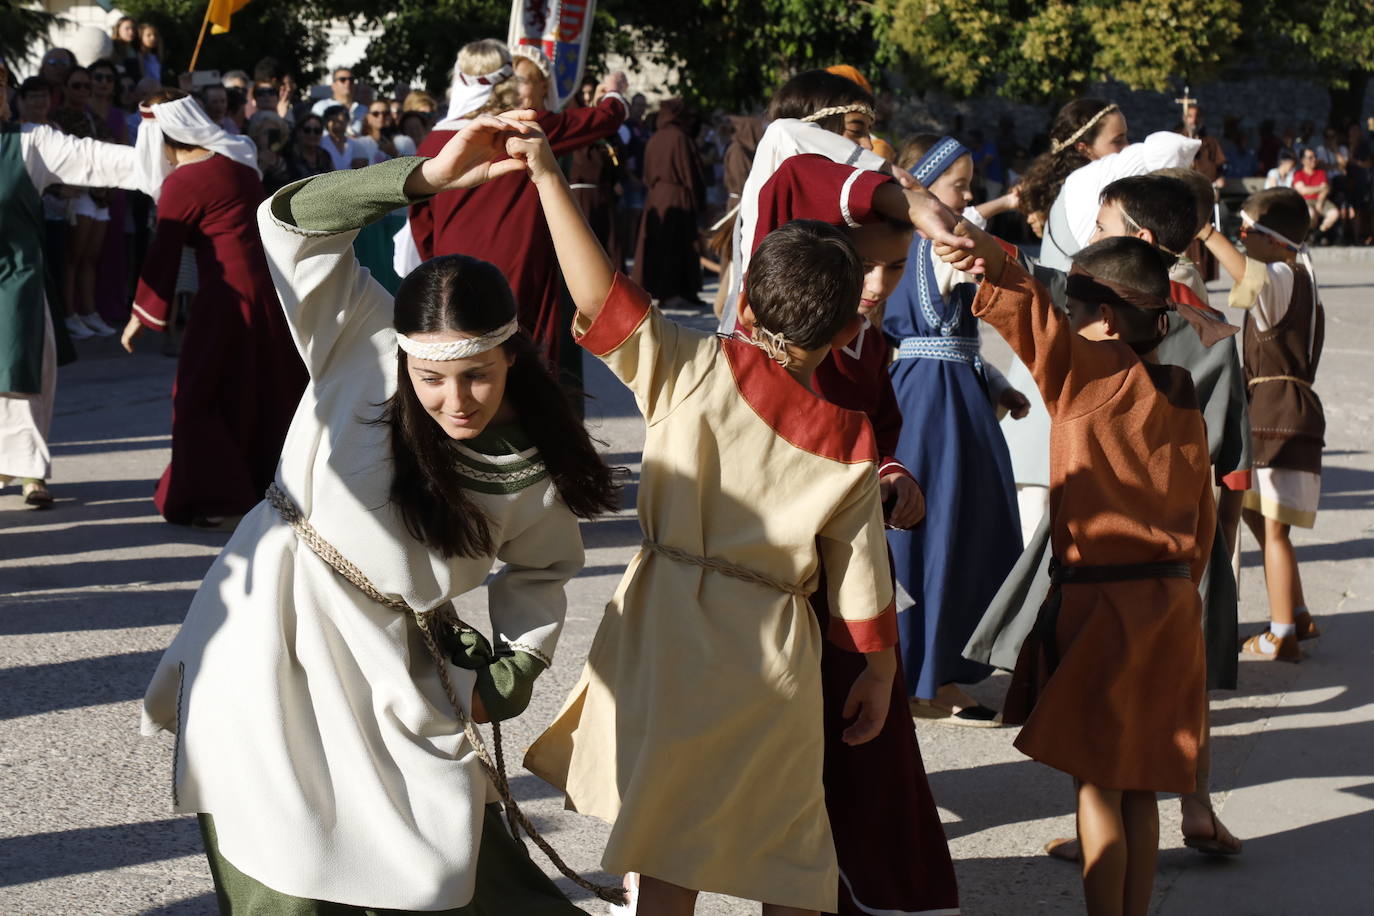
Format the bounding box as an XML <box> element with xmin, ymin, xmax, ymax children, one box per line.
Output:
<box><xmin>134</xmin><ymin>96</ymin><xmax>260</xmax><ymax>201</ymax></box>
<box><xmin>435</xmin><ymin>55</ymin><xmax>515</xmax><ymax>131</ymax></box>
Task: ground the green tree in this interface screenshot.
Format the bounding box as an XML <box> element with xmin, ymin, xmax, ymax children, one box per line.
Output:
<box><xmin>116</xmin><ymin>0</ymin><xmax>331</xmax><ymax>84</ymax></box>
<box><xmin>1253</xmin><ymin>0</ymin><xmax>1374</xmax><ymax>127</ymax></box>
<box><xmin>877</xmin><ymin>0</ymin><xmax>1243</xmax><ymax>103</ymax></box>
<box><xmin>1</xmin><ymin>2</ymin><xmax>64</xmax><ymax>68</ymax></box>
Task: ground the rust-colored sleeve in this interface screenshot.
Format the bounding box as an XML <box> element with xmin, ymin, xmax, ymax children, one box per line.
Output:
<box><xmin>971</xmin><ymin>259</ymin><xmax>1134</xmax><ymax>420</ymax></box>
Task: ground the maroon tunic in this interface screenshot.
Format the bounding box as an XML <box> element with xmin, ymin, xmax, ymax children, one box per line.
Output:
<box><xmin>752</xmin><ymin>155</ymin><xmax>958</xmax><ymax>916</ymax></box>
<box><xmin>133</xmin><ymin>155</ymin><xmax>307</xmax><ymax>524</ymax></box>
<box><xmin>409</xmin><ymin>96</ymin><xmax>627</xmax><ymax>362</ymax></box>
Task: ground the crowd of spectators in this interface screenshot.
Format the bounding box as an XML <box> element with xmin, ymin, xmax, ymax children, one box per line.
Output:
<box><xmin>5</xmin><ymin>22</ymin><xmax>1372</xmax><ymax>353</ymax></box>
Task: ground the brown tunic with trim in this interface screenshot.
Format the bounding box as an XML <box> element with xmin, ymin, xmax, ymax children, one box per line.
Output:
<box><xmin>974</xmin><ymin>260</ymin><xmax>1211</xmax><ymax>795</ymax></box>
<box><xmin>1243</xmin><ymin>265</ymin><xmax>1325</xmax><ymax>474</ymax></box>
<box><xmin>525</xmin><ymin>274</ymin><xmax>896</xmax><ymax>911</ymax></box>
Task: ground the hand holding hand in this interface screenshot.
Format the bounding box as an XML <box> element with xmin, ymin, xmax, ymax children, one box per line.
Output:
<box><xmin>934</xmin><ymin>219</ymin><xmax>1003</xmax><ymax>277</ymax></box>
<box><xmin>904</xmin><ymin>187</ymin><xmax>975</xmax><ymax>253</ymax></box>
<box><xmin>408</xmin><ymin>111</ymin><xmax>541</xmax><ymax>196</ymax></box>
<box><xmin>999</xmin><ymin>386</ymin><xmax>1031</xmax><ymax>420</ymax></box>
<box><xmin>880</xmin><ymin>473</ymin><xmax>925</xmax><ymax>529</ymax></box>
<box><xmin>505</xmin><ymin>129</ymin><xmax>562</xmax><ymax>185</ymax></box>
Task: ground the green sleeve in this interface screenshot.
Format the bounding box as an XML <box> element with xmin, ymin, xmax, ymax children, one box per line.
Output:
<box><xmin>441</xmin><ymin>625</ymin><xmax>549</xmax><ymax>723</ymax></box>
<box><xmin>269</xmin><ymin>156</ymin><xmax>431</xmax><ymax>233</ymax></box>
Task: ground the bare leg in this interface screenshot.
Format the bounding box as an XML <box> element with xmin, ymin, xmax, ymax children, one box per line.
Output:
<box><xmin>77</xmin><ymin>220</ymin><xmax>108</xmax><ymax>316</ymax></box>
<box><xmin>637</xmin><ymin>874</ymin><xmax>698</xmax><ymax>916</ymax></box>
<box><xmin>1120</xmin><ymin>790</ymin><xmax>1159</xmax><ymax>916</ymax></box>
<box><xmin>1262</xmin><ymin>516</ymin><xmax>1300</xmax><ymax>626</ymax></box>
<box><xmin>1077</xmin><ymin>781</ymin><xmax>1127</xmax><ymax>916</ymax></box>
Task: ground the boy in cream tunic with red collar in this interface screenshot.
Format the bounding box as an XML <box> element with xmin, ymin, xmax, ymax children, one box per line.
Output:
<box><xmin>514</xmin><ymin>126</ymin><xmax>969</xmax><ymax>912</ymax></box>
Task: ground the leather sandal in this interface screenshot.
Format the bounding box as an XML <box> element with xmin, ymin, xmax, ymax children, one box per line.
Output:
<box><xmin>909</xmin><ymin>698</ymin><xmax>1002</xmax><ymax>727</ymax></box>
<box><xmin>21</xmin><ymin>479</ymin><xmax>53</xmax><ymax>509</ymax></box>
<box><xmin>1043</xmin><ymin>837</ymin><xmax>1080</xmax><ymax>863</ymax></box>
<box><xmin>1182</xmin><ymin>808</ymin><xmax>1243</xmax><ymax>856</ymax></box>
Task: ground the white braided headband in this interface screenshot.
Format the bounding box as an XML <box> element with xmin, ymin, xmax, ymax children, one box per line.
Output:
<box><xmin>801</xmin><ymin>103</ymin><xmax>876</xmax><ymax>124</ymax></box>
<box><xmin>1050</xmin><ymin>103</ymin><xmax>1120</xmax><ymax>155</ymax></box>
<box><xmin>396</xmin><ymin>319</ymin><xmax>519</xmax><ymax>361</ymax></box>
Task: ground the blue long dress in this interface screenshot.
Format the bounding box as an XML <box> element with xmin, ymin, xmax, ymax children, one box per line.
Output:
<box><xmin>884</xmin><ymin>238</ymin><xmax>1022</xmax><ymax>699</ymax></box>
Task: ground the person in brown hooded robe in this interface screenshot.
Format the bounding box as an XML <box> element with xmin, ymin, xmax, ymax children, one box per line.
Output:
<box><xmin>567</xmin><ymin>107</ymin><xmax>626</xmax><ymax>270</ymax></box>
<box><xmin>632</xmin><ymin>99</ymin><xmax>706</xmax><ymax>307</ymax></box>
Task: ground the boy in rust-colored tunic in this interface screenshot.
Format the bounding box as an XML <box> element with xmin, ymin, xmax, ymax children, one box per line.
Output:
<box><xmin>938</xmin><ymin>227</ymin><xmax>1214</xmax><ymax>916</ymax></box>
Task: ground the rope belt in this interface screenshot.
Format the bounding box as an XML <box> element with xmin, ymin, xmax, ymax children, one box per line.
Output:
<box><xmin>1037</xmin><ymin>559</ymin><xmax>1193</xmax><ymax>670</ymax></box>
<box><xmin>894</xmin><ymin>335</ymin><xmax>984</xmax><ymax>371</ymax></box>
<box><xmin>1248</xmin><ymin>374</ymin><xmax>1313</xmax><ymax>389</ymax></box>
<box><xmin>264</xmin><ymin>484</ymin><xmax>625</xmax><ymax>905</ymax></box>
<box><xmin>568</xmin><ymin>183</ymin><xmax>598</xmax><ymax>190</ymax></box>
<box><xmin>641</xmin><ymin>538</ymin><xmax>808</xmax><ymax>597</ymax></box>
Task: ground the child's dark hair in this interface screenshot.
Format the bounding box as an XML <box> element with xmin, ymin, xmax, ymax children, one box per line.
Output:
<box><xmin>747</xmin><ymin>220</ymin><xmax>862</xmax><ymax>351</ymax></box>
<box><xmin>1071</xmin><ymin>237</ymin><xmax>1173</xmax><ymax>344</ymax></box>
<box><xmin>1099</xmin><ymin>175</ymin><xmax>1199</xmax><ymax>254</ymax></box>
<box><xmin>1277</xmin><ymin>147</ymin><xmax>1297</xmax><ymax>165</ymax></box>
<box><xmin>380</xmin><ymin>255</ymin><xmax>619</xmax><ymax>558</ymax></box>
<box><xmin>895</xmin><ymin>133</ymin><xmax>942</xmax><ymax>172</ymax></box>
<box><xmin>1243</xmin><ymin>187</ymin><xmax>1310</xmax><ymax>246</ymax></box>
<box><xmin>1019</xmin><ymin>98</ymin><xmax>1118</xmax><ymax>219</ymax></box>
<box><xmin>767</xmin><ymin>70</ymin><xmax>874</xmax><ymax>136</ymax></box>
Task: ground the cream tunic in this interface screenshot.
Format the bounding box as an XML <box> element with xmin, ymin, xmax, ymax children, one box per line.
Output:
<box><xmin>141</xmin><ymin>167</ymin><xmax>584</xmax><ymax>910</ymax></box>
<box><xmin>525</xmin><ymin>276</ymin><xmax>895</xmax><ymax>912</ymax></box>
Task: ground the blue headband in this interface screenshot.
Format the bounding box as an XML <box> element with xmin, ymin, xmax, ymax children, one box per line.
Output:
<box><xmin>912</xmin><ymin>136</ymin><xmax>969</xmax><ymax>185</ymax></box>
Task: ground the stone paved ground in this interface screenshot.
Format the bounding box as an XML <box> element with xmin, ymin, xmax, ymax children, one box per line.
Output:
<box><xmin>1</xmin><ymin>262</ymin><xmax>1370</xmax><ymax>915</ymax></box>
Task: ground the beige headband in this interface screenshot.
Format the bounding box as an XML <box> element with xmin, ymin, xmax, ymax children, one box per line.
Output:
<box><xmin>801</xmin><ymin>103</ymin><xmax>875</xmax><ymax>124</ymax></box>
<box><xmin>396</xmin><ymin>319</ymin><xmax>519</xmax><ymax>361</ymax></box>
<box><xmin>1051</xmin><ymin>104</ymin><xmax>1120</xmax><ymax>155</ymax></box>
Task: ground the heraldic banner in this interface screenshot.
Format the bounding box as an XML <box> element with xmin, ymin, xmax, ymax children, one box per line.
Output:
<box><xmin>507</xmin><ymin>0</ymin><xmax>597</xmax><ymax>112</ymax></box>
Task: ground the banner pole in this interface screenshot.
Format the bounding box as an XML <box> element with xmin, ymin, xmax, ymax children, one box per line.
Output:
<box><xmin>187</xmin><ymin>2</ymin><xmax>214</xmax><ymax>74</ymax></box>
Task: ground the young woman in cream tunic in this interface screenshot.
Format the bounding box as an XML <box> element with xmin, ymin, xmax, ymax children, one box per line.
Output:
<box><xmin>142</xmin><ymin>114</ymin><xmax>617</xmax><ymax>913</ymax></box>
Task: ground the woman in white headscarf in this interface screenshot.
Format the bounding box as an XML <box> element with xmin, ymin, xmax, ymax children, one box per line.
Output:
<box><xmin>119</xmin><ymin>88</ymin><xmax>307</xmax><ymax>527</ymax></box>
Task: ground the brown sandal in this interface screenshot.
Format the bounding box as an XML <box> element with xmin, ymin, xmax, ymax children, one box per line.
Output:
<box><xmin>1043</xmin><ymin>837</ymin><xmax>1080</xmax><ymax>863</ymax></box>
<box><xmin>1182</xmin><ymin>809</ymin><xmax>1243</xmax><ymax>856</ymax></box>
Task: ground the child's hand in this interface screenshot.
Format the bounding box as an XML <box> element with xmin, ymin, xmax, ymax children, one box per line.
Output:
<box><xmin>904</xmin><ymin>187</ymin><xmax>975</xmax><ymax>255</ymax></box>
<box><xmin>598</xmin><ymin>70</ymin><xmax>629</xmax><ymax>98</ymax></box>
<box><xmin>408</xmin><ymin>111</ymin><xmax>541</xmax><ymax>196</ymax></box>
<box><xmin>935</xmin><ymin>219</ymin><xmax>1004</xmax><ymax>278</ymax></box>
<box><xmin>842</xmin><ymin>648</ymin><xmax>896</xmax><ymax>746</ymax></box>
<box><xmin>880</xmin><ymin>473</ymin><xmax>924</xmax><ymax>529</ymax></box>
<box><xmin>506</xmin><ymin>131</ymin><xmax>561</xmax><ymax>185</ymax></box>
<box><xmin>999</xmin><ymin>386</ymin><xmax>1031</xmax><ymax>419</ymax></box>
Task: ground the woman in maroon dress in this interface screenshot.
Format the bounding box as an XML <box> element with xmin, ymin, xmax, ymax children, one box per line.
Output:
<box><xmin>120</xmin><ymin>90</ymin><xmax>306</xmax><ymax>527</ymax></box>
<box><xmin>406</xmin><ymin>41</ymin><xmax>628</xmax><ymax>366</ymax></box>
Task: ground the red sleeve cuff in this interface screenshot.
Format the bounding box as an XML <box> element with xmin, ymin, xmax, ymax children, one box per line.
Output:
<box><xmin>878</xmin><ymin>459</ymin><xmax>913</xmax><ymax>480</ymax></box>
<box><xmin>1220</xmin><ymin>469</ymin><xmax>1253</xmax><ymax>491</ymax></box>
<box><xmin>573</xmin><ymin>272</ymin><xmax>651</xmax><ymax>357</ymax></box>
<box><xmin>827</xmin><ymin>601</ymin><xmax>898</xmax><ymax>653</ymax></box>
<box><xmin>843</xmin><ymin>168</ymin><xmax>894</xmax><ymax>227</ymax></box>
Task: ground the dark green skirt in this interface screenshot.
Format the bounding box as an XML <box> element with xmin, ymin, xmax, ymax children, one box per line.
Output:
<box><xmin>199</xmin><ymin>805</ymin><xmax>584</xmax><ymax>915</ymax></box>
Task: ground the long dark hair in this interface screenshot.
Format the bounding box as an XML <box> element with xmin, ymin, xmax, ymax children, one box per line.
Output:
<box><xmin>1019</xmin><ymin>97</ymin><xmax>1117</xmax><ymax>220</ymax></box>
<box><xmin>380</xmin><ymin>255</ymin><xmax>619</xmax><ymax>558</ymax></box>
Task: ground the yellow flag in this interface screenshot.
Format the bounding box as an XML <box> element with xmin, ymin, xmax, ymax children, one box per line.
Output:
<box><xmin>207</xmin><ymin>0</ymin><xmax>251</xmax><ymax>34</ymax></box>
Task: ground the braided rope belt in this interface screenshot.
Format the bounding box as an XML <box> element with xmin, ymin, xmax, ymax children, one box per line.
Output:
<box><xmin>894</xmin><ymin>335</ymin><xmax>984</xmax><ymax>371</ymax></box>
<box><xmin>1248</xmin><ymin>374</ymin><xmax>1313</xmax><ymax>388</ymax></box>
<box><xmin>265</xmin><ymin>483</ymin><xmax>625</xmax><ymax>905</ymax></box>
<box><xmin>641</xmin><ymin>538</ymin><xmax>808</xmax><ymax>596</ymax></box>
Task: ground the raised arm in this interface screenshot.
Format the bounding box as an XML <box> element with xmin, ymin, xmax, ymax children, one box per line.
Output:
<box><xmin>511</xmin><ymin>132</ymin><xmax>615</xmax><ymax>322</ymax></box>
<box><xmin>23</xmin><ymin>124</ymin><xmax>141</xmax><ymax>194</ymax></box>
<box><xmin>1196</xmin><ymin>223</ymin><xmax>1248</xmax><ymax>285</ymax></box>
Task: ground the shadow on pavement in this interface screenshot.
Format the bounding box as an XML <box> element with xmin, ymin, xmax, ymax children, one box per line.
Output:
<box><xmin>0</xmin><ymin>649</ymin><xmax>163</xmax><ymax>720</ymax></box>
<box><xmin>0</xmin><ymin>817</ymin><xmax>200</xmax><ymax>885</ymax></box>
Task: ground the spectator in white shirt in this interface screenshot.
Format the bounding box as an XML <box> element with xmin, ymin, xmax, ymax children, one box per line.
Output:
<box><xmin>319</xmin><ymin>104</ymin><xmax>364</xmax><ymax>170</ymax></box>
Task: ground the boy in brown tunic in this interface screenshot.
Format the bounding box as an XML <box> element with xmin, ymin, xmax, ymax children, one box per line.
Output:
<box><xmin>1199</xmin><ymin>188</ymin><xmax>1325</xmax><ymax>661</ymax></box>
<box><xmin>938</xmin><ymin>228</ymin><xmax>1213</xmax><ymax>916</ymax></box>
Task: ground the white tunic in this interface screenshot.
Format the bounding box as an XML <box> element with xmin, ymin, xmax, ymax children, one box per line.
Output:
<box><xmin>141</xmin><ymin>180</ymin><xmax>584</xmax><ymax>910</ymax></box>
<box><xmin>1</xmin><ymin>125</ymin><xmax>139</xmax><ymax>480</ymax></box>
<box><xmin>718</xmin><ymin>118</ymin><xmax>888</xmax><ymax>334</ymax></box>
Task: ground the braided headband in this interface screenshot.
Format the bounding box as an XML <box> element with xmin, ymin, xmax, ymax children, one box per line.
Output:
<box><xmin>912</xmin><ymin>136</ymin><xmax>970</xmax><ymax>185</ymax></box>
<box><xmin>456</xmin><ymin>63</ymin><xmax>514</xmax><ymax>87</ymax></box>
<box><xmin>1051</xmin><ymin>103</ymin><xmax>1120</xmax><ymax>155</ymax></box>
<box><xmin>1066</xmin><ymin>264</ymin><xmax>1237</xmax><ymax>348</ymax></box>
<box><xmin>801</xmin><ymin>103</ymin><xmax>876</xmax><ymax>124</ymax></box>
<box><xmin>396</xmin><ymin>319</ymin><xmax>519</xmax><ymax>361</ymax></box>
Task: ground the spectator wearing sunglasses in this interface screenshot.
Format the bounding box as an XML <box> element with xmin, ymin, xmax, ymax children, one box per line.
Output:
<box><xmin>285</xmin><ymin>114</ymin><xmax>332</xmax><ymax>181</ymax></box>
<box><xmin>310</xmin><ymin>67</ymin><xmax>366</xmax><ymax>135</ymax></box>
